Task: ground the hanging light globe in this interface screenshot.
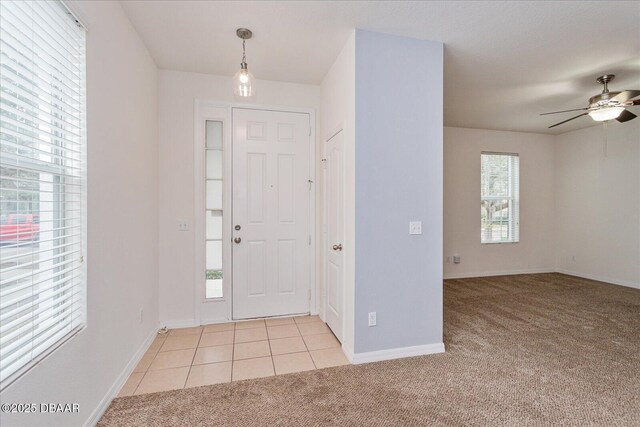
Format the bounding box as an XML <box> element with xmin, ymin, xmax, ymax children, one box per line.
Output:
<box><xmin>233</xmin><ymin>63</ymin><xmax>254</xmax><ymax>97</ymax></box>
<box><xmin>233</xmin><ymin>28</ymin><xmax>255</xmax><ymax>98</ymax></box>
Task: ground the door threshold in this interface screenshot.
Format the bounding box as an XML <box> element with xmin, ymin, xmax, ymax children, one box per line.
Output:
<box><xmin>233</xmin><ymin>312</ymin><xmax>312</xmax><ymax>322</ymax></box>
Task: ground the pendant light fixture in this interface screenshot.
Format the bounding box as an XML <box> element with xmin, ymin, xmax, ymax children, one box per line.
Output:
<box><xmin>233</xmin><ymin>28</ymin><xmax>255</xmax><ymax>97</ymax></box>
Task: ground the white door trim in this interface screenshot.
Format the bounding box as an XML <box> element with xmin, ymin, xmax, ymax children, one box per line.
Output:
<box><xmin>194</xmin><ymin>100</ymin><xmax>317</xmax><ymax>325</ymax></box>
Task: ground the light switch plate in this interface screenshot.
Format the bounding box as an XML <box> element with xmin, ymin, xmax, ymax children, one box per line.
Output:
<box><xmin>409</xmin><ymin>221</ymin><xmax>422</xmax><ymax>235</ymax></box>
<box><xmin>368</xmin><ymin>312</ymin><xmax>377</xmax><ymax>327</ymax></box>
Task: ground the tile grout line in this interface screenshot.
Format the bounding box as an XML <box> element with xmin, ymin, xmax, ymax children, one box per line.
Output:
<box><xmin>230</xmin><ymin>321</ymin><xmax>237</xmax><ymax>381</ymax></box>
<box><xmin>134</xmin><ymin>318</ymin><xmax>325</xmax><ymax>390</ymax></box>
<box><xmin>183</xmin><ymin>328</ymin><xmax>204</xmax><ymax>389</ymax></box>
<box><xmin>295</xmin><ymin>319</ymin><xmax>318</xmax><ymax>369</ymax></box>
<box><xmin>132</xmin><ymin>370</ymin><xmax>148</xmax><ymax>396</ymax></box>
<box><xmin>131</xmin><ymin>332</ymin><xmax>166</xmax><ymax>396</ymax></box>
<box><xmin>265</xmin><ymin>321</ymin><xmax>277</xmax><ymax>376</ymax></box>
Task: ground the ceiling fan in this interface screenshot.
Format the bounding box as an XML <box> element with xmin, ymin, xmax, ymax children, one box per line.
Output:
<box><xmin>541</xmin><ymin>74</ymin><xmax>640</xmax><ymax>128</ymax></box>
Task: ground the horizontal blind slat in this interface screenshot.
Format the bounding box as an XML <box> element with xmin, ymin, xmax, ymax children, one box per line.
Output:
<box><xmin>0</xmin><ymin>150</ymin><xmax>81</xmax><ymax>175</ymax></box>
<box><xmin>0</xmin><ymin>245</ymin><xmax>81</xmax><ymax>286</ymax></box>
<box><xmin>0</xmin><ymin>69</ymin><xmax>82</xmax><ymax>115</ymax></box>
<box><xmin>14</xmin><ymin>1</ymin><xmax>85</xmax><ymax>55</ymax></box>
<box><xmin>1</xmin><ymin>90</ymin><xmax>82</xmax><ymax>131</ymax></box>
<box><xmin>0</xmin><ymin>308</ymin><xmax>83</xmax><ymax>376</ymax></box>
<box><xmin>25</xmin><ymin>1</ymin><xmax>85</xmax><ymax>54</ymax></box>
<box><xmin>0</xmin><ymin>173</ymin><xmax>82</xmax><ymax>188</ymax></box>
<box><xmin>0</xmin><ymin>265</ymin><xmax>82</xmax><ymax>300</ymax></box>
<box><xmin>1</xmin><ymin>299</ymin><xmax>83</xmax><ymax>356</ymax></box>
<box><xmin>0</xmin><ymin>286</ymin><xmax>83</xmax><ymax>335</ymax></box>
<box><xmin>0</xmin><ymin>105</ymin><xmax>83</xmax><ymax>139</ymax></box>
<box><xmin>0</xmin><ymin>137</ymin><xmax>82</xmax><ymax>165</ymax></box>
<box><xmin>1</xmin><ymin>9</ymin><xmax>83</xmax><ymax>80</ymax></box>
<box><xmin>0</xmin><ymin>239</ymin><xmax>81</xmax><ymax>263</ymax></box>
<box><xmin>1</xmin><ymin>248</ymin><xmax>82</xmax><ymax>275</ymax></box>
<box><xmin>0</xmin><ymin>28</ymin><xmax>82</xmax><ymax>96</ymax></box>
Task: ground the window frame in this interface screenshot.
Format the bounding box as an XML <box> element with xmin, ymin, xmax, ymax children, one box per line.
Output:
<box><xmin>204</xmin><ymin>120</ymin><xmax>225</xmax><ymax>300</ymax></box>
<box><xmin>0</xmin><ymin>0</ymin><xmax>87</xmax><ymax>390</ymax></box>
<box><xmin>480</xmin><ymin>151</ymin><xmax>520</xmax><ymax>244</ymax></box>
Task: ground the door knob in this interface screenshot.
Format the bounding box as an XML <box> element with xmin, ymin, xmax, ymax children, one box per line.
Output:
<box><xmin>332</xmin><ymin>243</ymin><xmax>342</xmax><ymax>251</ymax></box>
<box><xmin>234</xmin><ymin>237</ymin><xmax>241</xmax><ymax>244</ymax></box>
<box><xmin>235</xmin><ymin>225</ymin><xmax>241</xmax><ymax>231</ymax></box>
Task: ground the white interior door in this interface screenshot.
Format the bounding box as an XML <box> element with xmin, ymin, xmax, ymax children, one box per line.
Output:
<box><xmin>232</xmin><ymin>108</ymin><xmax>311</xmax><ymax>319</ymax></box>
<box><xmin>324</xmin><ymin>130</ymin><xmax>344</xmax><ymax>341</ymax></box>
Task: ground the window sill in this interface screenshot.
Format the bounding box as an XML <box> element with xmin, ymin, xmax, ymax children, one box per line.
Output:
<box><xmin>0</xmin><ymin>325</ymin><xmax>85</xmax><ymax>392</ymax></box>
<box><xmin>202</xmin><ymin>298</ymin><xmax>225</xmax><ymax>303</ymax></box>
<box><xmin>481</xmin><ymin>241</ymin><xmax>519</xmax><ymax>245</ymax></box>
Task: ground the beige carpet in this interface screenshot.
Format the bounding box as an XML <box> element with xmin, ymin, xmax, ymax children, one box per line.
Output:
<box><xmin>98</xmin><ymin>273</ymin><xmax>640</xmax><ymax>426</ymax></box>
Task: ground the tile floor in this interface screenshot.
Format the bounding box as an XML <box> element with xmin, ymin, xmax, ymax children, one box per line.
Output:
<box><xmin>118</xmin><ymin>315</ymin><xmax>349</xmax><ymax>396</ymax></box>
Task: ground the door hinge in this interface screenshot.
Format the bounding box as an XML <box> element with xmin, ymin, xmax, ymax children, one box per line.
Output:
<box><xmin>308</xmin><ymin>179</ymin><xmax>313</xmax><ymax>190</ymax></box>
<box><xmin>321</xmin><ymin>158</ymin><xmax>327</xmax><ymax>169</ymax></box>
<box><xmin>309</xmin><ymin>235</ymin><xmax>312</xmax><ymax>245</ymax></box>
<box><xmin>309</xmin><ymin>289</ymin><xmax>311</xmax><ymax>301</ymax></box>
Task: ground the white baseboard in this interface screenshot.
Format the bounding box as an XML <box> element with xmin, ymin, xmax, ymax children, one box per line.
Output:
<box><xmin>556</xmin><ymin>269</ymin><xmax>640</xmax><ymax>289</ymax></box>
<box><xmin>444</xmin><ymin>267</ymin><xmax>639</xmax><ymax>289</ymax></box>
<box><xmin>161</xmin><ymin>319</ymin><xmax>201</xmax><ymax>329</ymax></box>
<box><xmin>344</xmin><ymin>342</ymin><xmax>445</xmax><ymax>365</ymax></box>
<box><xmin>444</xmin><ymin>268</ymin><xmax>554</xmax><ymax>280</ymax></box>
<box><xmin>84</xmin><ymin>326</ymin><xmax>159</xmax><ymax>427</ymax></box>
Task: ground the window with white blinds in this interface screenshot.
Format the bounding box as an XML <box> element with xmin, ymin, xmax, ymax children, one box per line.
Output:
<box><xmin>481</xmin><ymin>152</ymin><xmax>519</xmax><ymax>243</ymax></box>
<box><xmin>0</xmin><ymin>0</ymin><xmax>86</xmax><ymax>388</ymax></box>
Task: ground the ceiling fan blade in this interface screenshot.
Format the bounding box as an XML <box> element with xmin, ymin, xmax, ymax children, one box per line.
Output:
<box><xmin>612</xmin><ymin>90</ymin><xmax>640</xmax><ymax>102</ymax></box>
<box><xmin>548</xmin><ymin>112</ymin><xmax>589</xmax><ymax>128</ymax></box>
<box><xmin>616</xmin><ymin>109</ymin><xmax>637</xmax><ymax>123</ymax></box>
<box><xmin>540</xmin><ymin>107</ymin><xmax>588</xmax><ymax>116</ymax></box>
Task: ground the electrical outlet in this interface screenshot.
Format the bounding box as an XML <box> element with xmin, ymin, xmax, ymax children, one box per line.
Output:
<box><xmin>178</xmin><ymin>221</ymin><xmax>189</xmax><ymax>231</ymax></box>
<box><xmin>453</xmin><ymin>255</ymin><xmax>461</xmax><ymax>264</ymax></box>
<box><xmin>139</xmin><ymin>308</ymin><xmax>144</xmax><ymax>324</ymax></box>
<box><xmin>368</xmin><ymin>312</ymin><xmax>377</xmax><ymax>327</ymax></box>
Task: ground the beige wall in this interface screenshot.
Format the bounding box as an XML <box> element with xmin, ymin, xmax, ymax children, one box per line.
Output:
<box><xmin>0</xmin><ymin>2</ymin><xmax>160</xmax><ymax>426</ymax></box>
<box><xmin>555</xmin><ymin>121</ymin><xmax>640</xmax><ymax>288</ymax></box>
<box><xmin>444</xmin><ymin>127</ymin><xmax>556</xmax><ymax>278</ymax></box>
<box><xmin>444</xmin><ymin>123</ymin><xmax>639</xmax><ymax>290</ymax></box>
<box><xmin>157</xmin><ymin>70</ymin><xmax>320</xmax><ymax>326</ymax></box>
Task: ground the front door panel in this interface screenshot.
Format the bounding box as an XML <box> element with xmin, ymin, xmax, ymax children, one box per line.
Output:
<box><xmin>232</xmin><ymin>109</ymin><xmax>311</xmax><ymax>319</ymax></box>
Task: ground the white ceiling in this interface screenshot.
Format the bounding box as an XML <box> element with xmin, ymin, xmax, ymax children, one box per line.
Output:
<box><xmin>120</xmin><ymin>1</ymin><xmax>640</xmax><ymax>134</ymax></box>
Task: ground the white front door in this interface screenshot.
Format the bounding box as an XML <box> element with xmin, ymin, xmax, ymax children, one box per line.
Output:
<box><xmin>324</xmin><ymin>130</ymin><xmax>344</xmax><ymax>341</ymax></box>
<box><xmin>232</xmin><ymin>108</ymin><xmax>311</xmax><ymax>319</ymax></box>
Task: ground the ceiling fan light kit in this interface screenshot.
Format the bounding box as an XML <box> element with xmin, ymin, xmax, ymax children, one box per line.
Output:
<box><xmin>541</xmin><ymin>74</ymin><xmax>639</xmax><ymax>128</ymax></box>
<box><xmin>588</xmin><ymin>106</ymin><xmax>624</xmax><ymax>122</ymax></box>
